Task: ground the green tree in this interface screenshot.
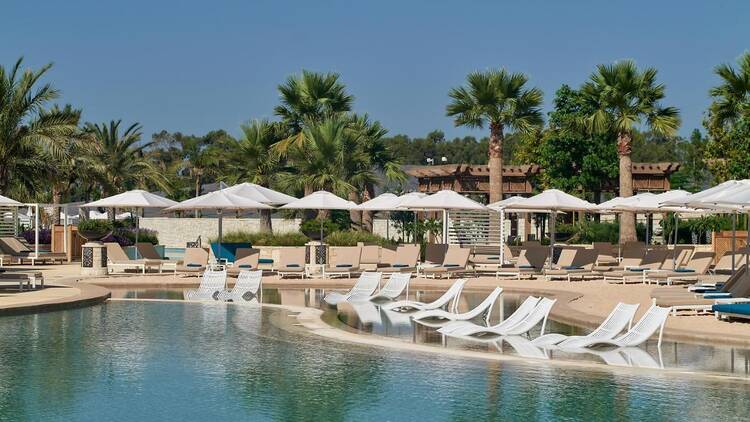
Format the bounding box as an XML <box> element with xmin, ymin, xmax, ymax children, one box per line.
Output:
<box><xmin>223</xmin><ymin>120</ymin><xmax>286</xmax><ymax>232</ymax></box>
<box><xmin>446</xmin><ymin>69</ymin><xmax>544</xmax><ymax>203</ymax></box>
<box><xmin>85</xmin><ymin>120</ymin><xmax>170</xmax><ymax>197</ymax></box>
<box><xmin>580</xmin><ymin>60</ymin><xmax>680</xmax><ymax>241</ymax></box>
<box><xmin>0</xmin><ymin>58</ymin><xmax>80</xmax><ymax>200</ymax></box>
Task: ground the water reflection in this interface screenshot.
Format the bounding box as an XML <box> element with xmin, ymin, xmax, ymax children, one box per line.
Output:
<box><xmin>106</xmin><ymin>287</ymin><xmax>750</xmax><ymax>378</ymax></box>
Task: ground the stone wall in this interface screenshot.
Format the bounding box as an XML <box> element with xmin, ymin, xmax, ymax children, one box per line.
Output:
<box><xmin>139</xmin><ymin>217</ymin><xmax>302</xmax><ymax>247</ymax></box>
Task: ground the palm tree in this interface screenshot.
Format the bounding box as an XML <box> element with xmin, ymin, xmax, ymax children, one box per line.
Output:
<box><xmin>708</xmin><ymin>51</ymin><xmax>750</xmax><ymax>130</ymax></box>
<box><xmin>0</xmin><ymin>58</ymin><xmax>80</xmax><ymax>199</ymax></box>
<box><xmin>85</xmin><ymin>120</ymin><xmax>170</xmax><ymax>197</ymax></box>
<box><xmin>446</xmin><ymin>69</ymin><xmax>544</xmax><ymax>203</ymax></box>
<box><xmin>580</xmin><ymin>60</ymin><xmax>680</xmax><ymax>241</ymax></box>
<box><xmin>277</xmin><ymin>116</ymin><xmax>374</xmax><ymax>220</ymax></box>
<box><xmin>223</xmin><ymin>120</ymin><xmax>285</xmax><ymax>232</ymax></box>
<box><xmin>275</xmin><ymin>70</ymin><xmax>354</xmax><ymax>133</ymax></box>
<box><xmin>177</xmin><ymin>131</ymin><xmax>225</xmax><ymax>198</ymax></box>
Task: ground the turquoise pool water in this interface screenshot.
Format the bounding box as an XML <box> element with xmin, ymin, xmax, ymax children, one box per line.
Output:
<box><xmin>0</xmin><ymin>301</ymin><xmax>748</xmax><ymax>421</ymax></box>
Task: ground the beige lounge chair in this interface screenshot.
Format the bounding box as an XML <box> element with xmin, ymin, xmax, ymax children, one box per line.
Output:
<box><xmin>359</xmin><ymin>245</ymin><xmax>381</xmax><ymax>271</ymax></box>
<box><xmin>0</xmin><ymin>271</ymin><xmax>44</xmax><ymax>290</ymax></box>
<box><xmin>470</xmin><ymin>244</ymin><xmax>515</xmax><ymax>273</ymax></box>
<box><xmin>424</xmin><ymin>244</ymin><xmax>449</xmax><ymax>265</ymax></box>
<box><xmin>592</xmin><ymin>242</ymin><xmax>617</xmax><ymax>265</ymax></box>
<box><xmin>0</xmin><ymin>237</ymin><xmax>66</xmax><ymax>266</ymax></box>
<box><xmin>652</xmin><ymin>267</ymin><xmax>750</xmax><ymax>314</ymax></box>
<box><xmin>603</xmin><ymin>249</ymin><xmax>668</xmax><ymax>284</ymax></box>
<box><xmin>495</xmin><ymin>247</ymin><xmax>548</xmax><ymax>279</ymax></box>
<box><xmin>228</xmin><ymin>248</ymin><xmax>260</xmax><ymax>275</ymax></box>
<box><xmin>545</xmin><ymin>249</ymin><xmax>599</xmax><ymax>282</ymax></box>
<box><xmin>324</xmin><ymin>246</ymin><xmax>362</xmax><ymax>278</ymax></box>
<box><xmin>593</xmin><ymin>241</ymin><xmax>645</xmax><ymax>273</ymax></box>
<box><xmin>422</xmin><ymin>247</ymin><xmax>471</xmax><ymax>279</ymax></box>
<box><xmin>277</xmin><ymin>247</ymin><xmax>307</xmax><ymax>278</ymax></box>
<box><xmin>136</xmin><ymin>243</ymin><xmax>176</xmax><ymax>273</ymax></box>
<box><xmin>645</xmin><ymin>251</ymin><xmax>714</xmax><ymax>285</ymax></box>
<box><xmin>105</xmin><ymin>242</ymin><xmax>161</xmax><ymax>274</ymax></box>
<box><xmin>176</xmin><ymin>247</ymin><xmax>209</xmax><ymax>274</ymax></box>
<box><xmin>379</xmin><ymin>244</ymin><xmax>420</xmax><ymax>273</ymax></box>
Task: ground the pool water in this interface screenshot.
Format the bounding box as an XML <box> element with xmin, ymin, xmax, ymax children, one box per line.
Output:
<box><xmin>0</xmin><ymin>301</ymin><xmax>748</xmax><ymax>421</ymax></box>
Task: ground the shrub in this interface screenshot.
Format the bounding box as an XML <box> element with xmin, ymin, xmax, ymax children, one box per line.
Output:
<box><xmin>21</xmin><ymin>228</ymin><xmax>51</xmax><ymax>245</ymax></box>
<box><xmin>299</xmin><ymin>219</ymin><xmax>342</xmax><ymax>238</ymax></box>
<box><xmin>215</xmin><ymin>231</ymin><xmax>309</xmax><ymax>246</ymax></box>
<box><xmin>77</xmin><ymin>219</ymin><xmax>113</xmax><ymax>235</ymax></box>
<box><xmin>325</xmin><ymin>230</ymin><xmax>396</xmax><ymax>247</ymax></box>
<box><xmin>557</xmin><ymin>221</ymin><xmax>619</xmax><ymax>244</ymax></box>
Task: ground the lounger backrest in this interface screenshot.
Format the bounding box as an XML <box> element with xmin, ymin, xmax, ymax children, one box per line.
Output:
<box><xmin>622</xmin><ymin>241</ymin><xmax>646</xmax><ymax>259</ymax></box>
<box><xmin>518</xmin><ymin>247</ymin><xmax>547</xmax><ymax>269</ymax></box>
<box><xmin>493</xmin><ymin>296</ymin><xmax>540</xmax><ymax>328</ymax></box>
<box><xmin>380</xmin><ymin>245</ymin><xmax>397</xmax><ymax>265</ymax></box>
<box><xmin>360</xmin><ymin>245</ymin><xmax>380</xmax><ymax>265</ymax></box>
<box><xmin>523</xmin><ymin>241</ymin><xmax>541</xmax><ymax>248</ymax></box>
<box><xmin>714</xmin><ymin>251</ymin><xmax>746</xmax><ymax>271</ymax></box>
<box><xmin>461</xmin><ymin>287</ymin><xmax>503</xmax><ymax>320</ymax></box>
<box><xmin>556</xmin><ymin>248</ymin><xmax>578</xmax><ymax>268</ymax></box>
<box><xmin>379</xmin><ymin>272</ymin><xmax>411</xmax><ymax>299</ymax></box>
<box><xmin>590</xmin><ymin>302</ymin><xmax>640</xmax><ymax>339</ymax></box>
<box><xmin>351</xmin><ymin>272</ymin><xmax>382</xmax><ymax>296</ymax></box>
<box><xmin>104</xmin><ymin>242</ymin><xmax>130</xmax><ymax>262</ymax></box>
<box><xmin>330</xmin><ymin>246</ymin><xmax>361</xmax><ymax>267</ymax></box>
<box><xmin>0</xmin><ymin>237</ymin><xmax>31</xmax><ymax>254</ymax></box>
<box><xmin>279</xmin><ymin>247</ymin><xmax>306</xmax><ymax>267</ymax></box>
<box><xmin>571</xmin><ymin>249</ymin><xmax>598</xmax><ymax>270</ymax></box>
<box><xmin>442</xmin><ymin>247</ymin><xmax>470</xmax><ymax>268</ymax></box>
<box><xmin>641</xmin><ymin>249</ymin><xmax>668</xmax><ymax>269</ymax></box>
<box><xmin>428</xmin><ymin>278</ymin><xmax>467</xmax><ymax>311</ymax></box>
<box><xmin>620</xmin><ymin>256</ymin><xmax>643</xmax><ymax>268</ymax></box>
<box><xmin>592</xmin><ymin>242</ymin><xmax>615</xmax><ymax>256</ymax></box>
<box><xmin>614</xmin><ymin>305</ymin><xmax>670</xmax><ymax>345</ymax></box>
<box><xmin>683</xmin><ymin>252</ymin><xmax>714</xmax><ymax>274</ymax></box>
<box><xmin>136</xmin><ymin>242</ymin><xmax>162</xmax><ymax>260</ymax></box>
<box><xmin>425</xmin><ymin>243</ymin><xmax>449</xmax><ymax>264</ymax></box>
<box><xmin>662</xmin><ymin>248</ymin><xmax>692</xmax><ymax>271</ymax></box>
<box><xmin>394</xmin><ymin>244</ymin><xmax>420</xmax><ymax>267</ymax></box>
<box><xmin>234</xmin><ymin>248</ymin><xmax>260</xmax><ymax>269</ymax></box>
<box><xmin>235</xmin><ymin>270</ymin><xmax>262</xmax><ymax>294</ymax></box>
<box><xmin>201</xmin><ymin>269</ymin><xmax>227</xmax><ymax>291</ymax></box>
<box><xmin>183</xmin><ymin>247</ymin><xmax>209</xmax><ymax>266</ymax></box>
<box><xmin>505</xmin><ymin>298</ymin><xmax>557</xmax><ymax>335</ymax></box>
<box><xmin>726</xmin><ymin>266</ymin><xmax>750</xmax><ymax>297</ymax></box>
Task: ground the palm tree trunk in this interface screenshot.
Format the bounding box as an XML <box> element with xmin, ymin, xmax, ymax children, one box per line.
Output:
<box><xmin>348</xmin><ymin>191</ymin><xmax>362</xmax><ymax>231</ymax></box>
<box><xmin>259</xmin><ymin>209</ymin><xmax>273</xmax><ymax>233</ymax></box>
<box><xmin>362</xmin><ymin>184</ymin><xmax>375</xmax><ymax>233</ymax></box>
<box><xmin>194</xmin><ymin>175</ymin><xmax>201</xmax><ymax>218</ymax></box>
<box><xmin>303</xmin><ymin>185</ymin><xmax>316</xmax><ymax>221</ymax></box>
<box><xmin>488</xmin><ymin>122</ymin><xmax>504</xmax><ymax>203</ymax></box>
<box><xmin>52</xmin><ymin>186</ymin><xmax>62</xmax><ymax>225</ymax></box>
<box><xmin>618</xmin><ymin>132</ymin><xmax>636</xmax><ymax>242</ymax></box>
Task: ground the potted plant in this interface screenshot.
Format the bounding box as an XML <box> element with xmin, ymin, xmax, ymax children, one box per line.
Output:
<box><xmin>77</xmin><ymin>220</ymin><xmax>114</xmax><ymax>243</ymax></box>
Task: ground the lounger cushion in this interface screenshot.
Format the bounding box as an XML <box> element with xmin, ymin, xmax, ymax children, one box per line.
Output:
<box><xmin>674</xmin><ymin>268</ymin><xmax>695</xmax><ymax>273</ymax></box>
<box><xmin>186</xmin><ymin>263</ymin><xmax>203</xmax><ymax>268</ymax></box>
<box><xmin>518</xmin><ymin>265</ymin><xmax>535</xmax><ymax>269</ymax></box>
<box><xmin>562</xmin><ymin>265</ymin><xmax>583</xmax><ymax>270</ymax></box>
<box><xmin>627</xmin><ymin>268</ymin><xmax>646</xmax><ymax>272</ymax></box>
<box><xmin>712</xmin><ymin>303</ymin><xmax>750</xmax><ymax>316</ymax></box>
<box><xmin>259</xmin><ymin>258</ymin><xmax>274</xmax><ymax>264</ymax></box>
<box><xmin>392</xmin><ymin>264</ymin><xmax>408</xmax><ymax>268</ymax></box>
<box><xmin>285</xmin><ymin>264</ymin><xmax>301</xmax><ymax>268</ymax></box>
<box><xmin>703</xmin><ymin>292</ymin><xmax>731</xmax><ymax>299</ymax></box>
<box><xmin>238</xmin><ymin>264</ymin><xmax>254</xmax><ymax>269</ymax></box>
<box><xmin>335</xmin><ymin>264</ymin><xmax>353</xmax><ymax>268</ymax></box>
<box><xmin>443</xmin><ymin>264</ymin><xmax>460</xmax><ymax>267</ymax></box>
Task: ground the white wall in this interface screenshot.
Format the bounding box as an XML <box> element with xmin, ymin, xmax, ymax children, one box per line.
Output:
<box><xmin>139</xmin><ymin>217</ymin><xmax>302</xmax><ymax>247</ymax></box>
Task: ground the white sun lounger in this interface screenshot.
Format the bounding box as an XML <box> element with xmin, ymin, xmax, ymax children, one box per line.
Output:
<box><xmin>437</xmin><ymin>295</ymin><xmax>540</xmax><ymax>335</ymax></box>
<box><xmin>442</xmin><ymin>297</ymin><xmax>557</xmax><ymax>338</ymax></box>
<box><xmin>381</xmin><ymin>279</ymin><xmax>466</xmax><ymax>312</ymax></box>
<box><xmin>350</xmin><ymin>272</ymin><xmax>411</xmax><ymax>303</ymax></box>
<box><xmin>413</xmin><ymin>287</ymin><xmax>503</xmax><ymax>328</ymax></box>
<box><xmin>531</xmin><ymin>302</ymin><xmax>640</xmax><ymax>348</ymax></box>
<box><xmin>184</xmin><ymin>270</ymin><xmax>227</xmax><ymax>301</ymax></box>
<box><xmin>324</xmin><ymin>272</ymin><xmax>382</xmax><ymax>305</ymax></box>
<box><xmin>348</xmin><ymin>301</ymin><xmax>382</xmax><ymax>325</ymax></box>
<box><xmin>500</xmin><ymin>336</ymin><xmax>550</xmax><ymax>359</ymax></box>
<box><xmin>572</xmin><ymin>304</ymin><xmax>671</xmax><ymax>348</ymax></box>
<box><xmin>217</xmin><ymin>270</ymin><xmax>262</xmax><ymax>302</ymax></box>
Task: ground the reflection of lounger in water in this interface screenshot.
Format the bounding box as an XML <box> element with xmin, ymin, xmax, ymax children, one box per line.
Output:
<box><xmin>498</xmin><ymin>336</ymin><xmax>550</xmax><ymax>360</ymax></box>
<box><xmin>383</xmin><ymin>309</ymin><xmax>413</xmax><ymax>328</ymax></box>
<box><xmin>559</xmin><ymin>346</ymin><xmax>662</xmax><ymax>369</ymax></box>
<box><xmin>348</xmin><ymin>301</ymin><xmax>382</xmax><ymax>326</ymax></box>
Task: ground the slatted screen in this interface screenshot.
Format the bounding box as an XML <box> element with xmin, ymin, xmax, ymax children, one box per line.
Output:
<box><xmin>0</xmin><ymin>207</ymin><xmax>18</xmax><ymax>237</ymax></box>
<box><xmin>447</xmin><ymin>210</ymin><xmax>502</xmax><ymax>246</ymax></box>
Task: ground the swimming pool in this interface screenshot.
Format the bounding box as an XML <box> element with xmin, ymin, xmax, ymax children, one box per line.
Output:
<box><xmin>0</xmin><ymin>300</ymin><xmax>748</xmax><ymax>421</ymax></box>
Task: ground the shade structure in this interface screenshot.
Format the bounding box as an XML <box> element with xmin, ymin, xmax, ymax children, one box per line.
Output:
<box><xmin>84</xmin><ymin>190</ymin><xmax>178</xmax><ymax>259</ymax></box>
<box><xmin>596</xmin><ymin>196</ymin><xmax>629</xmax><ymax>213</ymax></box>
<box><xmin>662</xmin><ymin>180</ymin><xmax>750</xmax><ymax>211</ymax></box>
<box><xmin>222</xmin><ymin>182</ymin><xmax>297</xmax><ymax>205</ymax></box>
<box><xmin>0</xmin><ymin>194</ymin><xmax>21</xmax><ymax>206</ymax></box>
<box><xmin>504</xmin><ymin>189</ymin><xmax>597</xmax><ymax>268</ymax></box>
<box><xmin>165</xmin><ymin>190</ymin><xmax>274</xmax><ymax>262</ymax></box>
<box><xmin>280</xmin><ymin>191</ymin><xmax>357</xmax><ymax>241</ymax></box>
<box><xmin>399</xmin><ymin>190</ymin><xmax>488</xmax><ymax>243</ymax></box>
<box><xmin>488</xmin><ymin>196</ymin><xmax>563</xmax><ymax>214</ymax></box>
<box><xmin>393</xmin><ymin>192</ymin><xmax>428</xmax><ymax>210</ymax></box>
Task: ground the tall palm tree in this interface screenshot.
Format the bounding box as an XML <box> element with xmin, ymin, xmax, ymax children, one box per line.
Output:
<box><xmin>85</xmin><ymin>120</ymin><xmax>170</xmax><ymax>197</ymax></box>
<box><xmin>277</xmin><ymin>116</ymin><xmax>375</xmax><ymax>220</ymax></box>
<box><xmin>275</xmin><ymin>70</ymin><xmax>354</xmax><ymax>133</ymax></box>
<box><xmin>223</xmin><ymin>120</ymin><xmax>285</xmax><ymax>232</ymax></box>
<box><xmin>446</xmin><ymin>69</ymin><xmax>544</xmax><ymax>203</ymax></box>
<box><xmin>580</xmin><ymin>60</ymin><xmax>680</xmax><ymax>241</ymax></box>
<box><xmin>708</xmin><ymin>51</ymin><xmax>750</xmax><ymax>130</ymax></box>
<box><xmin>0</xmin><ymin>58</ymin><xmax>80</xmax><ymax>199</ymax></box>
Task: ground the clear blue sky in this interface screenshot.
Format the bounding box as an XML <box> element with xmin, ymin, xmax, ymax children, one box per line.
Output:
<box><xmin>4</xmin><ymin>0</ymin><xmax>749</xmax><ymax>141</ymax></box>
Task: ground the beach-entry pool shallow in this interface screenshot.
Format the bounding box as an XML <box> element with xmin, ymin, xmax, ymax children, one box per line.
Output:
<box><xmin>0</xmin><ymin>301</ymin><xmax>748</xmax><ymax>421</ymax></box>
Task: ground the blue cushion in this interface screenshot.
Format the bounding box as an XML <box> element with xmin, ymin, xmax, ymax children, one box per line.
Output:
<box><xmin>186</xmin><ymin>263</ymin><xmax>202</xmax><ymax>268</ymax></box>
<box><xmin>238</xmin><ymin>264</ymin><xmax>253</xmax><ymax>269</ymax></box>
<box><xmin>518</xmin><ymin>265</ymin><xmax>534</xmax><ymax>269</ymax></box>
<box><xmin>712</xmin><ymin>303</ymin><xmax>750</xmax><ymax>315</ymax></box>
<box><xmin>392</xmin><ymin>264</ymin><xmax>408</xmax><ymax>268</ymax></box>
<box><xmin>259</xmin><ymin>258</ymin><xmax>274</xmax><ymax>264</ymax></box>
<box><xmin>562</xmin><ymin>266</ymin><xmax>582</xmax><ymax>270</ymax></box>
<box><xmin>486</xmin><ymin>257</ymin><xmax>500</xmax><ymax>260</ymax></box>
<box><xmin>286</xmin><ymin>264</ymin><xmax>300</xmax><ymax>268</ymax></box>
<box><xmin>703</xmin><ymin>292</ymin><xmax>732</xmax><ymax>299</ymax></box>
<box><xmin>443</xmin><ymin>264</ymin><xmax>460</xmax><ymax>268</ymax></box>
<box><xmin>627</xmin><ymin>268</ymin><xmax>646</xmax><ymax>272</ymax></box>
<box><xmin>335</xmin><ymin>264</ymin><xmax>353</xmax><ymax>268</ymax></box>
<box><xmin>674</xmin><ymin>268</ymin><xmax>694</xmax><ymax>273</ymax></box>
